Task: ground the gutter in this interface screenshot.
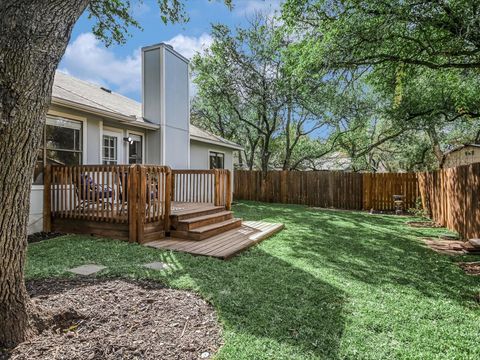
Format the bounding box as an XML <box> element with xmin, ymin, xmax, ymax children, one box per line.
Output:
<box><xmin>190</xmin><ymin>135</ymin><xmax>244</xmax><ymax>151</ymax></box>
<box><xmin>52</xmin><ymin>97</ymin><xmax>160</xmax><ymax>130</ymax></box>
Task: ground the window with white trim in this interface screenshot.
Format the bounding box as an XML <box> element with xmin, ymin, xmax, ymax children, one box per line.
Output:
<box><xmin>102</xmin><ymin>135</ymin><xmax>118</xmax><ymax>164</ymax></box>
<box><xmin>34</xmin><ymin>116</ymin><xmax>83</xmax><ymax>184</ymax></box>
<box><xmin>209</xmin><ymin>151</ymin><xmax>225</xmax><ymax>169</ymax></box>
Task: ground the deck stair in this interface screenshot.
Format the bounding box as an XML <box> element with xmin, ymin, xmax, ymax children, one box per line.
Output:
<box><xmin>170</xmin><ymin>206</ymin><xmax>242</xmax><ymax>241</ymax></box>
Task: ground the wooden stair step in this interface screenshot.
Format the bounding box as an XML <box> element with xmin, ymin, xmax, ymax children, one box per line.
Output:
<box><xmin>177</xmin><ymin>211</ymin><xmax>233</xmax><ymax>231</ymax></box>
<box><xmin>171</xmin><ymin>218</ymin><xmax>242</xmax><ymax>241</ymax></box>
<box><xmin>190</xmin><ymin>218</ymin><xmax>242</xmax><ymax>234</ymax></box>
<box><xmin>174</xmin><ymin>206</ymin><xmax>226</xmax><ymax>221</ymax></box>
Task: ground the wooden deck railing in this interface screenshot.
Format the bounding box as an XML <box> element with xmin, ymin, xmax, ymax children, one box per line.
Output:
<box><xmin>43</xmin><ymin>166</ymin><xmax>232</xmax><ymax>241</ymax></box>
<box><xmin>172</xmin><ymin>169</ymin><xmax>231</xmax><ymax>210</ymax></box>
<box><xmin>44</xmin><ymin>164</ymin><xmax>172</xmax><ymax>241</ymax></box>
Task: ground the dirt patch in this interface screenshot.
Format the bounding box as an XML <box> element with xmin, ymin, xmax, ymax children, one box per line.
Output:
<box><xmin>459</xmin><ymin>262</ymin><xmax>480</xmax><ymax>276</ymax></box>
<box><xmin>3</xmin><ymin>278</ymin><xmax>222</xmax><ymax>360</ymax></box>
<box><xmin>406</xmin><ymin>221</ymin><xmax>442</xmax><ymax>228</ymax></box>
<box><xmin>27</xmin><ymin>232</ymin><xmax>63</xmax><ymax>244</ymax></box>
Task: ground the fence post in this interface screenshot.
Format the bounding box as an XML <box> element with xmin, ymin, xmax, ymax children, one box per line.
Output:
<box><xmin>280</xmin><ymin>170</ymin><xmax>287</xmax><ymax>203</ymax></box>
<box><xmin>43</xmin><ymin>165</ymin><xmax>52</xmax><ymax>232</ymax></box>
<box><xmin>362</xmin><ymin>173</ymin><xmax>371</xmax><ymax>210</ymax></box>
<box><xmin>128</xmin><ymin>165</ymin><xmax>138</xmax><ymax>243</ymax></box>
<box><xmin>164</xmin><ymin>167</ymin><xmax>172</xmax><ymax>232</ymax></box>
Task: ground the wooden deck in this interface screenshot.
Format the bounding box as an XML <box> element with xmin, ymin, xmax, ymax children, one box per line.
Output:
<box><xmin>44</xmin><ymin>165</ymin><xmax>285</xmax><ymax>255</ymax></box>
<box><xmin>145</xmin><ymin>221</ymin><xmax>284</xmax><ymax>259</ymax></box>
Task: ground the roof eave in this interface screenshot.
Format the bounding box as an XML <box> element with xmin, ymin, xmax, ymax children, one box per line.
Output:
<box><xmin>51</xmin><ymin>97</ymin><xmax>160</xmax><ymax>130</ymax></box>
<box><xmin>190</xmin><ymin>135</ymin><xmax>244</xmax><ymax>151</ymax></box>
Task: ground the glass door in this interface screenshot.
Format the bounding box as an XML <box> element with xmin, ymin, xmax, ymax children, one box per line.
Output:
<box><xmin>102</xmin><ymin>130</ymin><xmax>124</xmax><ymax>165</ymax></box>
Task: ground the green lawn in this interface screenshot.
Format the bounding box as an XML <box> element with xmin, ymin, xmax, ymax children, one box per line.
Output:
<box><xmin>27</xmin><ymin>201</ymin><xmax>480</xmax><ymax>359</ymax></box>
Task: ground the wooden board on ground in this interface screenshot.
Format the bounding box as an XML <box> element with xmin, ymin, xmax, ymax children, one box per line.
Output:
<box><xmin>144</xmin><ymin>221</ymin><xmax>284</xmax><ymax>259</ymax></box>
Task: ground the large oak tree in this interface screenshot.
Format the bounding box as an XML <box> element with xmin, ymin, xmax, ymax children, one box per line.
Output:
<box><xmin>282</xmin><ymin>0</ymin><xmax>480</xmax><ymax>169</ymax></box>
<box><xmin>0</xmin><ymin>0</ymin><xmax>230</xmax><ymax>348</ymax></box>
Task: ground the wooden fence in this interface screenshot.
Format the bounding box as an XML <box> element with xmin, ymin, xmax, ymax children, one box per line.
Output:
<box><xmin>418</xmin><ymin>163</ymin><xmax>480</xmax><ymax>240</ymax></box>
<box><xmin>363</xmin><ymin>172</ymin><xmax>419</xmax><ymax>210</ymax></box>
<box><xmin>234</xmin><ymin>170</ymin><xmax>419</xmax><ymax>211</ymax></box>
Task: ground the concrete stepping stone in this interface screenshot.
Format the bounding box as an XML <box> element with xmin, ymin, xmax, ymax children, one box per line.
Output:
<box><xmin>143</xmin><ymin>262</ymin><xmax>169</xmax><ymax>271</ymax></box>
<box><xmin>68</xmin><ymin>264</ymin><xmax>106</xmax><ymax>276</ymax></box>
<box><xmin>469</xmin><ymin>238</ymin><xmax>480</xmax><ymax>248</ymax></box>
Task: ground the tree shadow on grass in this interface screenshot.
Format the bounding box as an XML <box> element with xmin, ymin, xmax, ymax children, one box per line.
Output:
<box><xmin>233</xmin><ymin>201</ymin><xmax>480</xmax><ymax>306</ymax></box>
<box><xmin>171</xmin><ymin>249</ymin><xmax>346</xmax><ymax>359</ymax></box>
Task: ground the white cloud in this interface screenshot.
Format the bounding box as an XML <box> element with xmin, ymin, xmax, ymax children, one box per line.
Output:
<box><xmin>60</xmin><ymin>33</ymin><xmax>141</xmax><ymax>96</ymax></box>
<box><xmin>60</xmin><ymin>32</ymin><xmax>212</xmax><ymax>99</ymax></box>
<box><xmin>165</xmin><ymin>33</ymin><xmax>213</xmax><ymax>60</ymax></box>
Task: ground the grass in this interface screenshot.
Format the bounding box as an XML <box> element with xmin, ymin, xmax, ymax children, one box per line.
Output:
<box><xmin>26</xmin><ymin>201</ymin><xmax>480</xmax><ymax>359</ymax></box>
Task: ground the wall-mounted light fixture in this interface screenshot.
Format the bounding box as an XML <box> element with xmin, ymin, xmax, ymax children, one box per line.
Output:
<box><xmin>123</xmin><ymin>136</ymin><xmax>134</xmax><ymax>145</ymax></box>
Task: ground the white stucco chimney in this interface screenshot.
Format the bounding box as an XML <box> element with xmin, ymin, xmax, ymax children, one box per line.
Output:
<box><xmin>141</xmin><ymin>43</ymin><xmax>190</xmax><ymax>168</ymax></box>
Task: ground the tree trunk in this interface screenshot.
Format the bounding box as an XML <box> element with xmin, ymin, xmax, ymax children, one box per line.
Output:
<box><xmin>426</xmin><ymin>126</ymin><xmax>445</xmax><ymax>168</ymax></box>
<box><xmin>0</xmin><ymin>0</ymin><xmax>89</xmax><ymax>348</ymax></box>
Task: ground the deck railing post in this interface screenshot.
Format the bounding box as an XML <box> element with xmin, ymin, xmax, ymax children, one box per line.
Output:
<box><xmin>214</xmin><ymin>169</ymin><xmax>220</xmax><ymax>206</ymax></box>
<box><xmin>164</xmin><ymin>167</ymin><xmax>172</xmax><ymax>232</ymax></box>
<box><xmin>43</xmin><ymin>165</ymin><xmax>52</xmax><ymax>232</ymax></box>
<box><xmin>137</xmin><ymin>165</ymin><xmax>146</xmax><ymax>244</ymax></box>
<box><xmin>226</xmin><ymin>170</ymin><xmax>232</xmax><ymax>210</ymax></box>
<box><xmin>170</xmin><ymin>170</ymin><xmax>176</xmax><ymax>203</ymax></box>
<box><xmin>128</xmin><ymin>165</ymin><xmax>138</xmax><ymax>243</ymax></box>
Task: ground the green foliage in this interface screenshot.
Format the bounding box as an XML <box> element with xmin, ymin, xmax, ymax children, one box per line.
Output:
<box><xmin>192</xmin><ymin>15</ymin><xmax>346</xmax><ymax>170</ymax></box>
<box><xmin>27</xmin><ymin>202</ymin><xmax>480</xmax><ymax>359</ymax></box>
<box><xmin>408</xmin><ymin>197</ymin><xmax>429</xmax><ymax>218</ymax></box>
<box><xmin>283</xmin><ymin>0</ymin><xmax>480</xmax><ymax>71</ymax></box>
<box><xmin>281</xmin><ymin>0</ymin><xmax>480</xmax><ymax>170</ymax></box>
<box><xmin>87</xmin><ymin>0</ymin><xmax>232</xmax><ymax>46</ymax></box>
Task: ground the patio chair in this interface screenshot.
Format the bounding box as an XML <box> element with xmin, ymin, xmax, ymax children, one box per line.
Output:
<box><xmin>74</xmin><ymin>173</ymin><xmax>114</xmax><ymax>210</ymax></box>
<box><xmin>118</xmin><ymin>172</ymin><xmax>158</xmax><ymax>203</ymax></box>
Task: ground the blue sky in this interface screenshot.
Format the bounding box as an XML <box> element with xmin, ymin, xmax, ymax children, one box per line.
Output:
<box><xmin>60</xmin><ymin>0</ymin><xmax>280</xmax><ymax>101</ymax></box>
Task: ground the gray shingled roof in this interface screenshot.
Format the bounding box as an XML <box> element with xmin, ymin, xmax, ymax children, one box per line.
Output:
<box><xmin>52</xmin><ymin>71</ymin><xmax>243</xmax><ymax>150</ymax></box>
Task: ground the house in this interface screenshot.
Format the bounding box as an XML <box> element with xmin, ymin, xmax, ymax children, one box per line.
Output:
<box><xmin>301</xmin><ymin>152</ymin><xmax>353</xmax><ymax>171</ymax></box>
<box><xmin>442</xmin><ymin>144</ymin><xmax>480</xmax><ymax>168</ymax></box>
<box><xmin>29</xmin><ymin>43</ymin><xmax>243</xmax><ymax>234</ymax></box>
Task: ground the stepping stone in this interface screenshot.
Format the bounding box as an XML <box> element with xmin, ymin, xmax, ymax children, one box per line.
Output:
<box><xmin>143</xmin><ymin>262</ymin><xmax>169</xmax><ymax>271</ymax></box>
<box><xmin>469</xmin><ymin>238</ymin><xmax>480</xmax><ymax>248</ymax></box>
<box><xmin>68</xmin><ymin>264</ymin><xmax>106</xmax><ymax>276</ymax></box>
<box><xmin>439</xmin><ymin>233</ymin><xmax>460</xmax><ymax>241</ymax></box>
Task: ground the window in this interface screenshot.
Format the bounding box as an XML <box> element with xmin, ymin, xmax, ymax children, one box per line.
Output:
<box><xmin>103</xmin><ymin>135</ymin><xmax>118</xmax><ymax>164</ymax></box>
<box><xmin>209</xmin><ymin>151</ymin><xmax>224</xmax><ymax>169</ymax></box>
<box><xmin>33</xmin><ymin>117</ymin><xmax>83</xmax><ymax>184</ymax></box>
<box><xmin>128</xmin><ymin>134</ymin><xmax>143</xmax><ymax>164</ymax></box>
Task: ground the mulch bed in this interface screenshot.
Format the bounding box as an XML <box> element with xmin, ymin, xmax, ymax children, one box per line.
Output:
<box><xmin>3</xmin><ymin>278</ymin><xmax>222</xmax><ymax>360</ymax></box>
<box><xmin>458</xmin><ymin>262</ymin><xmax>480</xmax><ymax>276</ymax></box>
<box><xmin>406</xmin><ymin>221</ymin><xmax>442</xmax><ymax>228</ymax></box>
<box><xmin>27</xmin><ymin>232</ymin><xmax>63</xmax><ymax>244</ymax></box>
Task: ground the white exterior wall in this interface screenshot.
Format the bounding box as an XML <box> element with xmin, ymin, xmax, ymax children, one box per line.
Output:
<box><xmin>29</xmin><ymin>186</ymin><xmax>44</xmax><ymax>234</ymax></box>
<box><xmin>190</xmin><ymin>140</ymin><xmax>234</xmax><ymax>171</ymax></box>
<box><xmin>189</xmin><ymin>140</ymin><xmax>235</xmax><ymax>194</ymax></box>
